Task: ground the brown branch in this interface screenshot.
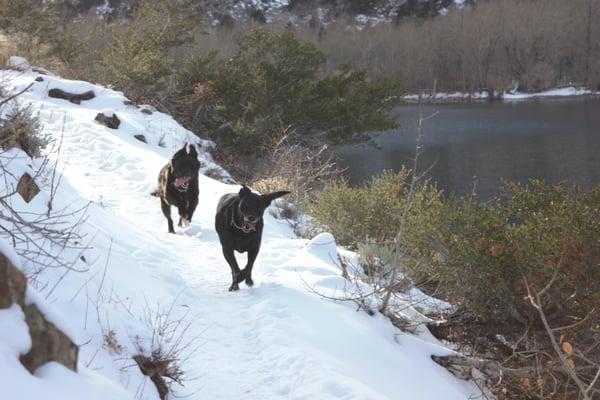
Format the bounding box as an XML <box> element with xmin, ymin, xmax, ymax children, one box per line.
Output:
<box><xmin>523</xmin><ymin>277</ymin><xmax>591</xmax><ymax>400</ymax></box>
<box><xmin>0</xmin><ymin>83</ymin><xmax>34</xmax><ymax>108</ymax></box>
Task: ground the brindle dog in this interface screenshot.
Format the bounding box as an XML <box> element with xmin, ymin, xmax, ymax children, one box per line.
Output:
<box><xmin>215</xmin><ymin>185</ymin><xmax>289</xmax><ymax>291</ymax></box>
<box><xmin>152</xmin><ymin>144</ymin><xmax>200</xmax><ymax>233</ymax></box>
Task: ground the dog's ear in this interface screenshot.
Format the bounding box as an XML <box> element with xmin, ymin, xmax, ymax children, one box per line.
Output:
<box><xmin>173</xmin><ymin>143</ymin><xmax>188</xmax><ymax>159</ymax></box>
<box><xmin>188</xmin><ymin>144</ymin><xmax>198</xmax><ymax>158</ymax></box>
<box><xmin>262</xmin><ymin>190</ymin><xmax>290</xmax><ymax>206</ymax></box>
<box><xmin>239</xmin><ymin>185</ymin><xmax>251</xmax><ymax>198</ymax></box>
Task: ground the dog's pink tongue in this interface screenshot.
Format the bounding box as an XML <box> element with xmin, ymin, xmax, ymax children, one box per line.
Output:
<box><xmin>245</xmin><ymin>222</ymin><xmax>257</xmax><ymax>231</ymax></box>
<box><xmin>175</xmin><ymin>177</ymin><xmax>189</xmax><ymax>187</ymax></box>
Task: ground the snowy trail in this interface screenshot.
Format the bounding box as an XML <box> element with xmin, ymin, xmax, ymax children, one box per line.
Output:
<box><xmin>1</xmin><ymin>69</ymin><xmax>482</xmax><ymax>400</ymax></box>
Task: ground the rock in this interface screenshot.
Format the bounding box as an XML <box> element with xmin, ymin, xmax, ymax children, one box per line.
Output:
<box><xmin>203</xmin><ymin>167</ymin><xmax>233</xmax><ymax>183</ymax></box>
<box><xmin>123</xmin><ymin>99</ymin><xmax>137</xmax><ymax>107</ymax></box>
<box><xmin>139</xmin><ymin>105</ymin><xmax>155</xmax><ymax>115</ymax></box>
<box><xmin>31</xmin><ymin>67</ymin><xmax>52</xmax><ymax>76</ymax></box>
<box><xmin>0</xmin><ymin>253</ymin><xmax>27</xmax><ymax>308</ymax></box>
<box><xmin>95</xmin><ymin>111</ymin><xmax>120</xmax><ymax>129</ymax></box>
<box><xmin>16</xmin><ymin>173</ymin><xmax>40</xmax><ymax>203</ymax></box>
<box><xmin>0</xmin><ymin>251</ymin><xmax>78</xmax><ymax>373</ymax></box>
<box><xmin>35</xmin><ymin>76</ymin><xmax>44</xmax><ymax>82</ymax></box>
<box><xmin>134</xmin><ymin>134</ymin><xmax>147</xmax><ymax>143</ymax></box>
<box><xmin>48</xmin><ymin>88</ymin><xmax>95</xmax><ymax>105</ymax></box>
<box><xmin>133</xmin><ymin>355</ymin><xmax>169</xmax><ymax>400</ymax></box>
<box><xmin>20</xmin><ymin>302</ymin><xmax>78</xmax><ymax>373</ymax></box>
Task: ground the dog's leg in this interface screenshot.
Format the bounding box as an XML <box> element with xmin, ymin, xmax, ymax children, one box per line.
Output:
<box><xmin>160</xmin><ymin>198</ymin><xmax>175</xmax><ymax>233</ymax></box>
<box><xmin>186</xmin><ymin>195</ymin><xmax>198</xmax><ymax>224</ymax></box>
<box><xmin>177</xmin><ymin>206</ymin><xmax>188</xmax><ymax>227</ymax></box>
<box><xmin>243</xmin><ymin>246</ymin><xmax>259</xmax><ymax>287</ymax></box>
<box><xmin>222</xmin><ymin>247</ymin><xmax>243</xmax><ymax>291</ymax></box>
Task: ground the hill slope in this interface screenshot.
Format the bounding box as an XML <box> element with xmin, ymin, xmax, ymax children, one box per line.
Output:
<box><xmin>0</xmin><ymin>66</ymin><xmax>482</xmax><ymax>399</ymax></box>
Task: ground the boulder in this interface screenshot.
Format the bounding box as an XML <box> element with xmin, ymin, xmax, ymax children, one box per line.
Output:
<box><xmin>95</xmin><ymin>111</ymin><xmax>120</xmax><ymax>129</ymax></box>
<box><xmin>16</xmin><ymin>173</ymin><xmax>40</xmax><ymax>203</ymax></box>
<box><xmin>0</xmin><ymin>253</ymin><xmax>27</xmax><ymax>308</ymax></box>
<box><xmin>48</xmin><ymin>88</ymin><xmax>95</xmax><ymax>105</ymax></box>
<box><xmin>0</xmin><ymin>250</ymin><xmax>79</xmax><ymax>373</ymax></box>
<box><xmin>20</xmin><ymin>302</ymin><xmax>78</xmax><ymax>373</ymax></box>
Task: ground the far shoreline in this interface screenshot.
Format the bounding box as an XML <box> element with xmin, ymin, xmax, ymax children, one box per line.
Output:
<box><xmin>402</xmin><ymin>86</ymin><xmax>600</xmax><ymax>104</ymax></box>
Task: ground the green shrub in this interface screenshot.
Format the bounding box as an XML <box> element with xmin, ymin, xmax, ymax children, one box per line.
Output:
<box><xmin>308</xmin><ymin>169</ymin><xmax>442</xmax><ymax>247</ymax></box>
<box><xmin>171</xmin><ymin>27</ymin><xmax>401</xmax><ymax>154</ymax></box>
<box><xmin>0</xmin><ymin>0</ymin><xmax>52</xmax><ymax>36</ymax></box>
<box><xmin>91</xmin><ymin>0</ymin><xmax>198</xmax><ymax>101</ymax></box>
<box><xmin>404</xmin><ymin>180</ymin><xmax>600</xmax><ymax>324</ymax></box>
<box><xmin>311</xmin><ymin>175</ymin><xmax>599</xmax><ymax>328</ymax></box>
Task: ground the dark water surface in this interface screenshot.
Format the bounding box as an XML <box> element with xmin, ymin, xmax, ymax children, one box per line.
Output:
<box><xmin>336</xmin><ymin>97</ymin><xmax>600</xmax><ymax>199</ymax></box>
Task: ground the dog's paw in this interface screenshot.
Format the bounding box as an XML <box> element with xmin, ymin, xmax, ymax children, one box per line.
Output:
<box><xmin>245</xmin><ymin>277</ymin><xmax>254</xmax><ymax>287</ymax></box>
<box><xmin>181</xmin><ymin>218</ymin><xmax>191</xmax><ymax>227</ymax></box>
<box><xmin>228</xmin><ymin>283</ymin><xmax>240</xmax><ymax>292</ymax></box>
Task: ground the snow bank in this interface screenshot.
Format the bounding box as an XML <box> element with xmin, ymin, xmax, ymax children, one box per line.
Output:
<box><xmin>503</xmin><ymin>86</ymin><xmax>595</xmax><ymax>100</ymax></box>
<box><xmin>0</xmin><ymin>237</ymin><xmax>135</xmax><ymax>400</ymax></box>
<box><xmin>404</xmin><ymin>86</ymin><xmax>599</xmax><ymax>102</ymax></box>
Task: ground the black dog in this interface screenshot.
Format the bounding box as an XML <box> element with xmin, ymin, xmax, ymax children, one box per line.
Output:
<box><xmin>152</xmin><ymin>144</ymin><xmax>200</xmax><ymax>233</ymax></box>
<box><xmin>215</xmin><ymin>185</ymin><xmax>289</xmax><ymax>291</ymax></box>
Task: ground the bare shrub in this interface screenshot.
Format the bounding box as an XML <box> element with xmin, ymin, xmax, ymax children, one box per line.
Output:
<box><xmin>303</xmin><ymin>0</ymin><xmax>600</xmax><ymax>93</ymax></box>
<box><xmin>131</xmin><ymin>299</ymin><xmax>201</xmax><ymax>400</ymax></box>
<box><xmin>254</xmin><ymin>133</ymin><xmax>340</xmax><ymax>200</ymax></box>
<box><xmin>102</xmin><ymin>329</ymin><xmax>125</xmax><ymax>355</ymax></box>
<box><xmin>0</xmin><ymin>84</ymin><xmax>90</xmax><ymax>284</ymax></box>
<box><xmin>0</xmin><ymin>33</ymin><xmax>17</xmax><ymax>67</ymax></box>
<box><xmin>249</xmin><ymin>132</ymin><xmax>341</xmax><ymax>232</ymax></box>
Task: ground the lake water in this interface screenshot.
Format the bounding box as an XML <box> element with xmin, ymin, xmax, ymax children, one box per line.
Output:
<box><xmin>336</xmin><ymin>97</ymin><xmax>600</xmax><ymax>199</ymax></box>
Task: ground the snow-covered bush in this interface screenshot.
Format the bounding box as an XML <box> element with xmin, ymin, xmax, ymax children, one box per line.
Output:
<box><xmin>0</xmin><ymin>104</ymin><xmax>49</xmax><ymax>157</ymax></box>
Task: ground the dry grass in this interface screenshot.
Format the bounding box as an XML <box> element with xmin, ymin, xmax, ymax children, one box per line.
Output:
<box><xmin>129</xmin><ymin>298</ymin><xmax>202</xmax><ymax>400</ymax></box>
<box><xmin>0</xmin><ymin>33</ymin><xmax>16</xmax><ymax>67</ymax></box>
<box><xmin>102</xmin><ymin>329</ymin><xmax>124</xmax><ymax>355</ymax></box>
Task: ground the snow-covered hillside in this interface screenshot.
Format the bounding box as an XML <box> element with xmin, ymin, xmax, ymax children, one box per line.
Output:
<box><xmin>0</xmin><ymin>65</ymin><xmax>483</xmax><ymax>399</ymax></box>
<box><xmin>91</xmin><ymin>0</ymin><xmax>468</xmax><ymax>26</ymax></box>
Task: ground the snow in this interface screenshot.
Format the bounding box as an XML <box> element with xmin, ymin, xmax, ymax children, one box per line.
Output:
<box><xmin>0</xmin><ymin>228</ymin><xmax>21</xmax><ymax>267</ymax></box>
<box><xmin>404</xmin><ymin>86</ymin><xmax>598</xmax><ymax>102</ymax></box>
<box><xmin>95</xmin><ymin>0</ymin><xmax>113</xmax><ymax>16</ymax></box>
<box><xmin>7</xmin><ymin>56</ymin><xmax>30</xmax><ymax>71</ymax></box>
<box><xmin>403</xmin><ymin>91</ymin><xmax>491</xmax><ymax>101</ymax></box>
<box><xmin>0</xmin><ymin>305</ymin><xmax>31</xmax><ymax>356</ymax></box>
<box><xmin>503</xmin><ymin>86</ymin><xmax>595</xmax><ymax>100</ymax></box>
<box><xmin>0</xmin><ymin>64</ymin><xmax>483</xmax><ymax>399</ymax></box>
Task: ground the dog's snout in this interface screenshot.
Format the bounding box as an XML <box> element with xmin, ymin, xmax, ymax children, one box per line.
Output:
<box><xmin>246</xmin><ymin>215</ymin><xmax>257</xmax><ymax>223</ymax></box>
